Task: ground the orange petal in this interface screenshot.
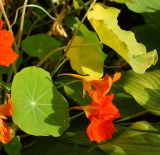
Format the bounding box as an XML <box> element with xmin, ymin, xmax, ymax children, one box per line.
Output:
<box><xmin>112</xmin><ymin>72</ymin><xmax>121</xmax><ymax>83</ymax></box>
<box><xmin>0</xmin><ymin>23</ymin><xmax>19</xmax><ymax>66</ymax></box>
<box><xmin>90</xmin><ymin>74</ymin><xmax>112</xmax><ymax>102</ymax></box>
<box><xmin>0</xmin><ymin>94</ymin><xmax>13</xmax><ymax>117</ymax></box>
<box><xmin>86</xmin><ymin>120</ymin><xmax>116</xmax><ymax>142</ymax></box>
<box><xmin>0</xmin><ymin>118</ymin><xmax>12</xmax><ymax>144</ymax></box>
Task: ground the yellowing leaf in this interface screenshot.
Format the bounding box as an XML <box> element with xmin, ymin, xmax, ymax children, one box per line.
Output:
<box><xmin>87</xmin><ymin>3</ymin><xmax>158</xmax><ymax>74</ymax></box>
<box><xmin>67</xmin><ymin>35</ymin><xmax>106</xmax><ymax>79</ymax></box>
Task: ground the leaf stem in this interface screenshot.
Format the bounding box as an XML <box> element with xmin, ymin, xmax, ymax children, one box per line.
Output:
<box><xmin>36</xmin><ymin>46</ymin><xmax>67</xmax><ymax>67</ymax></box>
<box><xmin>17</xmin><ymin>0</ymin><xmax>28</xmax><ymax>49</ymax></box>
<box><xmin>70</xmin><ymin>112</ymin><xmax>84</xmax><ymax>120</ymax></box>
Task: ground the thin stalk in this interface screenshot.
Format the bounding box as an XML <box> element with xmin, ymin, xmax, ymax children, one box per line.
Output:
<box><xmin>0</xmin><ymin>0</ymin><xmax>13</xmax><ymax>35</ymax></box>
<box><xmin>36</xmin><ymin>46</ymin><xmax>67</xmax><ymax>67</ymax></box>
<box><xmin>70</xmin><ymin>112</ymin><xmax>84</xmax><ymax>120</ymax></box>
<box><xmin>17</xmin><ymin>0</ymin><xmax>28</xmax><ymax>49</ymax></box>
<box><xmin>115</xmin><ymin>110</ymin><xmax>148</xmax><ymax>123</ymax></box>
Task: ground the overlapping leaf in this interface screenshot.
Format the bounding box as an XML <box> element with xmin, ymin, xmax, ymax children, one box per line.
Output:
<box><xmin>99</xmin><ymin>121</ymin><xmax>160</xmax><ymax>155</ymax></box>
<box><xmin>119</xmin><ymin>70</ymin><xmax>160</xmax><ymax>115</ymax></box>
<box><xmin>11</xmin><ymin>67</ymin><xmax>70</xmax><ymax>136</ymax></box>
<box><xmin>87</xmin><ymin>3</ymin><xmax>158</xmax><ymax>74</ymax></box>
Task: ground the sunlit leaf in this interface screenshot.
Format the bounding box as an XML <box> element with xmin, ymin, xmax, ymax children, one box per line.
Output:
<box><xmin>99</xmin><ymin>121</ymin><xmax>160</xmax><ymax>155</ymax></box>
<box><xmin>87</xmin><ymin>3</ymin><xmax>158</xmax><ymax>74</ymax></box>
<box><xmin>126</xmin><ymin>0</ymin><xmax>160</xmax><ymax>13</ymax></box>
<box><xmin>11</xmin><ymin>67</ymin><xmax>70</xmax><ymax>136</ymax></box>
<box><xmin>67</xmin><ymin>35</ymin><xmax>106</xmax><ymax>79</ymax></box>
<box><xmin>119</xmin><ymin>70</ymin><xmax>160</xmax><ymax>115</ymax></box>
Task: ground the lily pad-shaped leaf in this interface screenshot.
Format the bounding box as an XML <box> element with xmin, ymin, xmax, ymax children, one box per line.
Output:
<box><xmin>67</xmin><ymin>35</ymin><xmax>106</xmax><ymax>79</ymax></box>
<box><xmin>11</xmin><ymin>67</ymin><xmax>70</xmax><ymax>136</ymax></box>
<box><xmin>22</xmin><ymin>34</ymin><xmax>61</xmax><ymax>60</ymax></box>
<box><xmin>119</xmin><ymin>70</ymin><xmax>160</xmax><ymax>115</ymax></box>
<box><xmin>87</xmin><ymin>3</ymin><xmax>158</xmax><ymax>74</ymax></box>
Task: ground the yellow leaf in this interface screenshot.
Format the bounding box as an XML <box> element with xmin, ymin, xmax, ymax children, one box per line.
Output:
<box><xmin>67</xmin><ymin>35</ymin><xmax>106</xmax><ymax>79</ymax></box>
<box><xmin>87</xmin><ymin>3</ymin><xmax>158</xmax><ymax>74</ymax></box>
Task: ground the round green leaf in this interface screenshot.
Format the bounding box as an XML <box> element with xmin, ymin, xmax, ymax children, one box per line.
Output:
<box><xmin>11</xmin><ymin>67</ymin><xmax>70</xmax><ymax>136</ymax></box>
<box><xmin>22</xmin><ymin>34</ymin><xmax>61</xmax><ymax>60</ymax></box>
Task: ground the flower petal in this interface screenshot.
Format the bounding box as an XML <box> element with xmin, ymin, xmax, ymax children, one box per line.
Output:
<box><xmin>87</xmin><ymin>120</ymin><xmax>116</xmax><ymax>142</ymax></box>
<box><xmin>0</xmin><ymin>119</ymin><xmax>12</xmax><ymax>144</ymax></box>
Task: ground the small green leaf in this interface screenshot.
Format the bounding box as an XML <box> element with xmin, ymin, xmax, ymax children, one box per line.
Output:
<box><xmin>99</xmin><ymin>121</ymin><xmax>160</xmax><ymax>155</ymax></box>
<box><xmin>126</xmin><ymin>0</ymin><xmax>160</xmax><ymax>13</ymax></box>
<box><xmin>11</xmin><ymin>67</ymin><xmax>70</xmax><ymax>136</ymax></box>
<box><xmin>87</xmin><ymin>3</ymin><xmax>158</xmax><ymax>74</ymax></box>
<box><xmin>4</xmin><ymin>136</ymin><xmax>22</xmax><ymax>155</ymax></box>
<box><xmin>119</xmin><ymin>70</ymin><xmax>160</xmax><ymax>115</ymax></box>
<box><xmin>22</xmin><ymin>34</ymin><xmax>61</xmax><ymax>60</ymax></box>
<box><xmin>67</xmin><ymin>35</ymin><xmax>106</xmax><ymax>79</ymax></box>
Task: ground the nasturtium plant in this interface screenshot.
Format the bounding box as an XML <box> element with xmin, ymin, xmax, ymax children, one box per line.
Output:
<box><xmin>1</xmin><ymin>0</ymin><xmax>160</xmax><ymax>154</ymax></box>
<box><xmin>11</xmin><ymin>67</ymin><xmax>70</xmax><ymax>136</ymax></box>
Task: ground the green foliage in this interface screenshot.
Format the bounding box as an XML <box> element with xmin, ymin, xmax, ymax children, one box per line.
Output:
<box><xmin>22</xmin><ymin>137</ymin><xmax>105</xmax><ymax>155</ymax></box>
<box><xmin>11</xmin><ymin>67</ymin><xmax>70</xmax><ymax>136</ymax></box>
<box><xmin>22</xmin><ymin>34</ymin><xmax>61</xmax><ymax>60</ymax></box>
<box><xmin>132</xmin><ymin>11</ymin><xmax>160</xmax><ymax>51</ymax></box>
<box><xmin>119</xmin><ymin>70</ymin><xmax>160</xmax><ymax>115</ymax></box>
<box><xmin>126</xmin><ymin>0</ymin><xmax>160</xmax><ymax>13</ymax></box>
<box><xmin>4</xmin><ymin>136</ymin><xmax>22</xmax><ymax>155</ymax></box>
<box><xmin>87</xmin><ymin>3</ymin><xmax>158</xmax><ymax>74</ymax></box>
<box><xmin>99</xmin><ymin>121</ymin><xmax>160</xmax><ymax>155</ymax></box>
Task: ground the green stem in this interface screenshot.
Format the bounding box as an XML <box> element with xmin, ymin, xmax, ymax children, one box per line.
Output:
<box><xmin>50</xmin><ymin>58</ymin><xmax>67</xmax><ymax>77</ymax></box>
<box><xmin>70</xmin><ymin>112</ymin><xmax>84</xmax><ymax>120</ymax></box>
<box><xmin>115</xmin><ymin>110</ymin><xmax>148</xmax><ymax>123</ymax></box>
<box><xmin>17</xmin><ymin>0</ymin><xmax>28</xmax><ymax>49</ymax></box>
<box><xmin>11</xmin><ymin>4</ymin><xmax>56</xmax><ymax>28</ymax></box>
<box><xmin>36</xmin><ymin>46</ymin><xmax>67</xmax><ymax>67</ymax></box>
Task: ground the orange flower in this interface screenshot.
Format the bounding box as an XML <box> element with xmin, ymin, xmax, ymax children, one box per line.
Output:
<box><xmin>0</xmin><ymin>94</ymin><xmax>13</xmax><ymax>144</ymax></box>
<box><xmin>63</xmin><ymin>72</ymin><xmax>121</xmax><ymax>102</ymax></box>
<box><xmin>0</xmin><ymin>20</ymin><xmax>19</xmax><ymax>66</ymax></box>
<box><xmin>73</xmin><ymin>94</ymin><xmax>120</xmax><ymax>142</ymax></box>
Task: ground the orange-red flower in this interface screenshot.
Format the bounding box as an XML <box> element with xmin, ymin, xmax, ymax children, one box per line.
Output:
<box><xmin>63</xmin><ymin>72</ymin><xmax>121</xmax><ymax>102</ymax></box>
<box><xmin>0</xmin><ymin>20</ymin><xmax>18</xmax><ymax>66</ymax></box>
<box><xmin>0</xmin><ymin>94</ymin><xmax>13</xmax><ymax>144</ymax></box>
<box><xmin>72</xmin><ymin>94</ymin><xmax>120</xmax><ymax>142</ymax></box>
<box><xmin>84</xmin><ymin>94</ymin><xmax>120</xmax><ymax>142</ymax></box>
